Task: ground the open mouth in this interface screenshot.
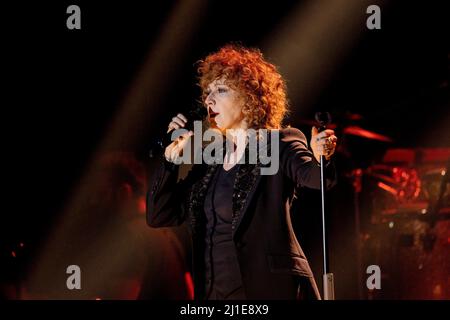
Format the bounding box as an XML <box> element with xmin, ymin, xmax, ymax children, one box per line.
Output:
<box><xmin>208</xmin><ymin>108</ymin><xmax>219</xmax><ymax>119</ymax></box>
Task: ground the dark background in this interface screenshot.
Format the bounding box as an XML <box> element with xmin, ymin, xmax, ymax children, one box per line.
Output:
<box><xmin>2</xmin><ymin>0</ymin><xmax>449</xmax><ymax>299</ymax></box>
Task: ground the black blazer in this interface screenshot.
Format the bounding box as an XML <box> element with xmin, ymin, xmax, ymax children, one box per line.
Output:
<box><xmin>146</xmin><ymin>127</ymin><xmax>336</xmax><ymax>299</ymax></box>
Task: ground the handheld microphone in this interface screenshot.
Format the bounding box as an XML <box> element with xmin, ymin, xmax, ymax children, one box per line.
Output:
<box><xmin>149</xmin><ymin>105</ymin><xmax>207</xmax><ymax>158</ymax></box>
<box><xmin>315</xmin><ymin>112</ymin><xmax>332</xmax><ymax>132</ymax></box>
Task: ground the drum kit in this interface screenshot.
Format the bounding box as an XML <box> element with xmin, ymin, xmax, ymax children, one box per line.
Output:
<box><xmin>361</xmin><ymin>149</ymin><xmax>449</xmax><ymax>299</ymax></box>
<box><xmin>301</xmin><ymin>113</ymin><xmax>450</xmax><ymax>299</ymax></box>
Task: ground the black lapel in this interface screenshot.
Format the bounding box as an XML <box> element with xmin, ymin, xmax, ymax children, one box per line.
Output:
<box><xmin>186</xmin><ymin>164</ymin><xmax>218</xmax><ymax>236</ymax></box>
<box><xmin>231</xmin><ymin>161</ymin><xmax>262</xmax><ymax>238</ymax></box>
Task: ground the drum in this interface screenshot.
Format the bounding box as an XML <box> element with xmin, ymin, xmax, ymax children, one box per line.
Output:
<box><xmin>361</xmin><ymin>148</ymin><xmax>450</xmax><ymax>299</ymax></box>
<box><xmin>363</xmin><ymin>215</ymin><xmax>450</xmax><ymax>299</ymax></box>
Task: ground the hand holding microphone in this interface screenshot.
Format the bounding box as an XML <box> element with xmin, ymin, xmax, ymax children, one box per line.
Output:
<box><xmin>149</xmin><ymin>105</ymin><xmax>207</xmax><ymax>160</ymax></box>
<box><xmin>310</xmin><ymin>112</ymin><xmax>338</xmax><ymax>163</ymax></box>
<box><xmin>164</xmin><ymin>113</ymin><xmax>194</xmax><ymax>163</ymax></box>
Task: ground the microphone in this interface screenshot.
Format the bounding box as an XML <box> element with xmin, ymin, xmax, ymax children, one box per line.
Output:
<box><xmin>149</xmin><ymin>105</ymin><xmax>208</xmax><ymax>158</ymax></box>
<box><xmin>315</xmin><ymin>112</ymin><xmax>332</xmax><ymax>132</ymax></box>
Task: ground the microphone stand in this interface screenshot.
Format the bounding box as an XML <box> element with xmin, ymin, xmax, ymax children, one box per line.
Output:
<box><xmin>316</xmin><ymin>112</ymin><xmax>335</xmax><ymax>300</ymax></box>
<box><xmin>320</xmin><ymin>155</ymin><xmax>335</xmax><ymax>300</ymax></box>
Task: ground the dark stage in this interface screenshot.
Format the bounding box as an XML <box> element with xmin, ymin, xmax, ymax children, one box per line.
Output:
<box><xmin>1</xmin><ymin>0</ymin><xmax>449</xmax><ymax>301</ymax></box>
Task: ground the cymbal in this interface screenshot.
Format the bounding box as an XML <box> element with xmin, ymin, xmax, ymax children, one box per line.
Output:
<box><xmin>297</xmin><ymin>118</ymin><xmax>392</xmax><ymax>142</ymax></box>
<box><xmin>342</xmin><ymin>126</ymin><xmax>393</xmax><ymax>142</ymax></box>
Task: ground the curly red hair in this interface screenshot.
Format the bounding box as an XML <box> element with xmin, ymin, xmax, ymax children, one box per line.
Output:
<box><xmin>197</xmin><ymin>45</ymin><xmax>289</xmax><ymax>129</ymax></box>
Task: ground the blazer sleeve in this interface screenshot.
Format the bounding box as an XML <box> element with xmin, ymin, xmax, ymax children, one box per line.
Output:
<box><xmin>279</xmin><ymin>127</ymin><xmax>337</xmax><ymax>190</ymax></box>
<box><xmin>146</xmin><ymin>157</ymin><xmax>203</xmax><ymax>228</ymax></box>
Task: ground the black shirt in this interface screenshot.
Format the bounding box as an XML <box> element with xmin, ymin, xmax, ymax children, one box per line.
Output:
<box><xmin>203</xmin><ymin>164</ymin><xmax>245</xmax><ymax>299</ymax></box>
